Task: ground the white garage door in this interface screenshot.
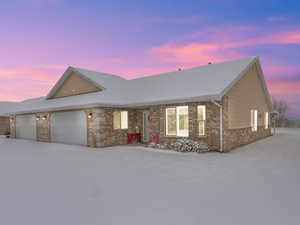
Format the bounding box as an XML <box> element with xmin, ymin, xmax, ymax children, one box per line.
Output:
<box><xmin>51</xmin><ymin>111</ymin><xmax>87</xmax><ymax>146</ymax></box>
<box><xmin>16</xmin><ymin>114</ymin><xmax>37</xmax><ymax>140</ymax></box>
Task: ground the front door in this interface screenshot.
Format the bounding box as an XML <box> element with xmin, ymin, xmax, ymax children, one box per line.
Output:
<box><xmin>143</xmin><ymin>111</ymin><xmax>150</xmax><ymax>142</ymax></box>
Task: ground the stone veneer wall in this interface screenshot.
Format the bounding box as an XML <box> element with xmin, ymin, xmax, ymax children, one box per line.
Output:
<box><xmin>86</xmin><ymin>107</ymin><xmax>143</xmax><ymax>147</ymax></box>
<box><xmin>148</xmin><ymin>102</ymin><xmax>221</xmax><ymax>151</ymax></box>
<box><xmin>9</xmin><ymin>116</ymin><xmax>16</xmax><ymax>138</ymax></box>
<box><xmin>0</xmin><ymin>116</ymin><xmax>10</xmax><ymax>135</ymax></box>
<box><xmin>222</xmin><ymin>96</ymin><xmax>272</xmax><ymax>152</ymax></box>
<box><xmin>36</xmin><ymin>113</ymin><xmax>51</xmax><ymax>142</ymax></box>
<box><xmin>223</xmin><ymin>126</ymin><xmax>271</xmax><ymax>151</ymax></box>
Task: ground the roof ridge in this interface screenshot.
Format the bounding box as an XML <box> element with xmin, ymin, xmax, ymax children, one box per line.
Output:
<box><xmin>71</xmin><ymin>66</ymin><xmax>126</xmax><ymax>80</ymax></box>
<box><xmin>128</xmin><ymin>56</ymin><xmax>257</xmax><ymax>81</ymax></box>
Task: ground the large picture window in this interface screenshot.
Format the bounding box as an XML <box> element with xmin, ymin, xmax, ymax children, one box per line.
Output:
<box><xmin>251</xmin><ymin>109</ymin><xmax>258</xmax><ymax>132</ymax></box>
<box><xmin>113</xmin><ymin>111</ymin><xmax>128</xmax><ymax>129</ymax></box>
<box><xmin>197</xmin><ymin>105</ymin><xmax>206</xmax><ymax>136</ymax></box>
<box><xmin>166</xmin><ymin>106</ymin><xmax>189</xmax><ymax>137</ymax></box>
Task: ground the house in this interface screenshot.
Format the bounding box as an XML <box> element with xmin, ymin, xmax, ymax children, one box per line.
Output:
<box><xmin>0</xmin><ymin>102</ymin><xmax>18</xmax><ymax>135</ymax></box>
<box><xmin>8</xmin><ymin>56</ymin><xmax>272</xmax><ymax>152</ymax></box>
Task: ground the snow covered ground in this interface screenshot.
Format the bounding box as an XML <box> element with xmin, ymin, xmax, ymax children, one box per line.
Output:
<box><xmin>0</xmin><ymin>129</ymin><xmax>299</xmax><ymax>225</ymax></box>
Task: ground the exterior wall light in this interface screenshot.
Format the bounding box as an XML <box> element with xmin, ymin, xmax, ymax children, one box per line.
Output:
<box><xmin>42</xmin><ymin>116</ymin><xmax>47</xmax><ymax>120</ymax></box>
<box><xmin>36</xmin><ymin>116</ymin><xmax>40</xmax><ymax>121</ymax></box>
<box><xmin>88</xmin><ymin>113</ymin><xmax>93</xmax><ymax>119</ymax></box>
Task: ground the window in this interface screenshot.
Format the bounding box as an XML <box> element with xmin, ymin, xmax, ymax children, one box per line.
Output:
<box><xmin>197</xmin><ymin>105</ymin><xmax>206</xmax><ymax>136</ymax></box>
<box><xmin>113</xmin><ymin>111</ymin><xmax>128</xmax><ymax>129</ymax></box>
<box><xmin>251</xmin><ymin>110</ymin><xmax>258</xmax><ymax>132</ymax></box>
<box><xmin>265</xmin><ymin>112</ymin><xmax>269</xmax><ymax>129</ymax></box>
<box><xmin>166</xmin><ymin>108</ymin><xmax>176</xmax><ymax>136</ymax></box>
<box><xmin>166</xmin><ymin>106</ymin><xmax>189</xmax><ymax>137</ymax></box>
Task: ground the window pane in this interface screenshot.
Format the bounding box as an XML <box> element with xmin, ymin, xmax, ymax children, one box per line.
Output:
<box><xmin>121</xmin><ymin>111</ymin><xmax>128</xmax><ymax>129</ymax></box>
<box><xmin>265</xmin><ymin>112</ymin><xmax>269</xmax><ymax>129</ymax></box>
<box><xmin>254</xmin><ymin>110</ymin><xmax>258</xmax><ymax>131</ymax></box>
<box><xmin>251</xmin><ymin>110</ymin><xmax>258</xmax><ymax>131</ymax></box>
<box><xmin>199</xmin><ymin>121</ymin><xmax>205</xmax><ymax>136</ymax></box>
<box><xmin>166</xmin><ymin>108</ymin><xmax>176</xmax><ymax>136</ymax></box>
<box><xmin>177</xmin><ymin>106</ymin><xmax>189</xmax><ymax>137</ymax></box>
<box><xmin>197</xmin><ymin>105</ymin><xmax>206</xmax><ymax>121</ymax></box>
<box><xmin>113</xmin><ymin>111</ymin><xmax>121</xmax><ymax>129</ymax></box>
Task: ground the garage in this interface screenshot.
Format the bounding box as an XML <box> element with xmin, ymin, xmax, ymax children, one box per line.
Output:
<box><xmin>16</xmin><ymin>114</ymin><xmax>37</xmax><ymax>140</ymax></box>
<box><xmin>51</xmin><ymin>111</ymin><xmax>87</xmax><ymax>146</ymax></box>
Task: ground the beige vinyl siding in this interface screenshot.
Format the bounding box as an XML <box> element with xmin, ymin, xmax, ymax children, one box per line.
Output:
<box><xmin>225</xmin><ymin>63</ymin><xmax>270</xmax><ymax>129</ymax></box>
<box><xmin>52</xmin><ymin>72</ymin><xmax>101</xmax><ymax>99</ymax></box>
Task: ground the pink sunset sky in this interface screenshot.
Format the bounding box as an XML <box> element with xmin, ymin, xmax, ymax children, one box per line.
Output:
<box><xmin>0</xmin><ymin>0</ymin><xmax>300</xmax><ymax>118</ymax></box>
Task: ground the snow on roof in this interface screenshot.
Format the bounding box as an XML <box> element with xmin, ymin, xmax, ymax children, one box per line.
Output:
<box><xmin>126</xmin><ymin>56</ymin><xmax>258</xmax><ymax>105</ymax></box>
<box><xmin>9</xmin><ymin>56</ymin><xmax>270</xmax><ymax>114</ymax></box>
<box><xmin>0</xmin><ymin>102</ymin><xmax>20</xmax><ymax>116</ymax></box>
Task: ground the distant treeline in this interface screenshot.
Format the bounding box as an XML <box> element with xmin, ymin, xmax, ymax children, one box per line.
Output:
<box><xmin>272</xmin><ymin>98</ymin><xmax>300</xmax><ymax>128</ymax></box>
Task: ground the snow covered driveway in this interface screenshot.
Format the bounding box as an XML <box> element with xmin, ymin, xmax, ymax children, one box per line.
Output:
<box><xmin>0</xmin><ymin>129</ymin><xmax>300</xmax><ymax>225</ymax></box>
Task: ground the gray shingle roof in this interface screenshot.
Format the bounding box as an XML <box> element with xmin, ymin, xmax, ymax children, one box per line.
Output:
<box><xmin>0</xmin><ymin>102</ymin><xmax>19</xmax><ymax>116</ymax></box>
<box><xmin>7</xmin><ymin>56</ymin><xmax>271</xmax><ymax>114</ymax></box>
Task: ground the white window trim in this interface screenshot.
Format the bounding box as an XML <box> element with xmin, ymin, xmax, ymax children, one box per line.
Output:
<box><xmin>166</xmin><ymin>106</ymin><xmax>189</xmax><ymax>137</ymax></box>
<box><xmin>197</xmin><ymin>105</ymin><xmax>206</xmax><ymax>136</ymax></box>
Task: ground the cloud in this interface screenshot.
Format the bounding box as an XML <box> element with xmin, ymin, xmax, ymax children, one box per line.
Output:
<box><xmin>149</xmin><ymin>29</ymin><xmax>300</xmax><ymax>67</ymax></box>
<box><xmin>0</xmin><ymin>68</ymin><xmax>60</xmax><ymax>82</ymax></box>
<box><xmin>268</xmin><ymin>78</ymin><xmax>300</xmax><ymax>94</ymax></box>
<box><xmin>0</xmin><ymin>66</ymin><xmax>65</xmax><ymax>101</ymax></box>
<box><xmin>263</xmin><ymin>64</ymin><xmax>300</xmax><ymax>77</ymax></box>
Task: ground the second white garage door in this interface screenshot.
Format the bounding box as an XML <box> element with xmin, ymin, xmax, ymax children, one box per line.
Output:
<box><xmin>16</xmin><ymin>114</ymin><xmax>37</xmax><ymax>140</ymax></box>
<box><xmin>51</xmin><ymin>111</ymin><xmax>87</xmax><ymax>146</ymax></box>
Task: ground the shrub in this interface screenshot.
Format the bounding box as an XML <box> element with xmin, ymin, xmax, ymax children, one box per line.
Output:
<box><xmin>171</xmin><ymin>138</ymin><xmax>210</xmax><ymax>153</ymax></box>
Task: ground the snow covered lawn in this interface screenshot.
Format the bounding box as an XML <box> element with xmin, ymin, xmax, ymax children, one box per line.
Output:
<box><xmin>0</xmin><ymin>129</ymin><xmax>300</xmax><ymax>225</ymax></box>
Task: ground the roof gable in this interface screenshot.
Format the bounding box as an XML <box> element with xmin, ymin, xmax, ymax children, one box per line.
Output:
<box><xmin>47</xmin><ymin>67</ymin><xmax>106</xmax><ymax>99</ymax></box>
<box><xmin>49</xmin><ymin>71</ymin><xmax>102</xmax><ymax>99</ymax></box>
<box><xmin>221</xmin><ymin>57</ymin><xmax>272</xmax><ymax>109</ymax></box>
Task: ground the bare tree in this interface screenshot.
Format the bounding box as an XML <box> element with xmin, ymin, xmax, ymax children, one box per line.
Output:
<box><xmin>272</xmin><ymin>98</ymin><xmax>289</xmax><ymax>127</ymax></box>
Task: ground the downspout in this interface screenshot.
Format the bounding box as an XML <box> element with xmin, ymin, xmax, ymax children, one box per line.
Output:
<box><xmin>211</xmin><ymin>101</ymin><xmax>223</xmax><ymax>152</ymax></box>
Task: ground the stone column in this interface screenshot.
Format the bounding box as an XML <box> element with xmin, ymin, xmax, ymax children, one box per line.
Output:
<box><xmin>36</xmin><ymin>113</ymin><xmax>51</xmax><ymax>142</ymax></box>
<box><xmin>9</xmin><ymin>115</ymin><xmax>16</xmax><ymax>138</ymax></box>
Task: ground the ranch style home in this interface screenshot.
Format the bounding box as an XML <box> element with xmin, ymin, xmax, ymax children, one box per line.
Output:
<box><xmin>8</xmin><ymin>56</ymin><xmax>272</xmax><ymax>152</ymax></box>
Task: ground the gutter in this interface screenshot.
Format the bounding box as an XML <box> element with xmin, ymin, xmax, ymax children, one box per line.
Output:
<box><xmin>211</xmin><ymin>101</ymin><xmax>223</xmax><ymax>152</ymax></box>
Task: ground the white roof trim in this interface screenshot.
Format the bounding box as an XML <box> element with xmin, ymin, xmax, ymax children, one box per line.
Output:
<box><xmin>11</xmin><ymin>95</ymin><xmax>220</xmax><ymax>115</ymax></box>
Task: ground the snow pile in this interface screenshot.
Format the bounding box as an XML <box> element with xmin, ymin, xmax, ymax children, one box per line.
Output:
<box><xmin>0</xmin><ymin>129</ymin><xmax>299</xmax><ymax>225</ymax></box>
<box><xmin>148</xmin><ymin>139</ymin><xmax>210</xmax><ymax>153</ymax></box>
<box><xmin>171</xmin><ymin>138</ymin><xmax>210</xmax><ymax>153</ymax></box>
